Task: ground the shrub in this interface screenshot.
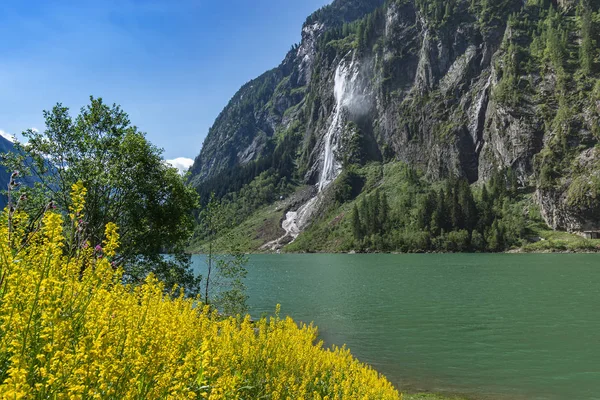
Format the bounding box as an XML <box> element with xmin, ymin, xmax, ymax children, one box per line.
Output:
<box><xmin>0</xmin><ymin>183</ymin><xmax>399</xmax><ymax>399</ymax></box>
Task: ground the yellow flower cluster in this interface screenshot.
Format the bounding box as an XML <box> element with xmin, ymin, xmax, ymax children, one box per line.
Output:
<box><xmin>0</xmin><ymin>185</ymin><xmax>400</xmax><ymax>399</ymax></box>
<box><xmin>68</xmin><ymin>181</ymin><xmax>87</xmax><ymax>223</ymax></box>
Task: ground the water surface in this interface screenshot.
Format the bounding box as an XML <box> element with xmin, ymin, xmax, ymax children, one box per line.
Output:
<box><xmin>192</xmin><ymin>254</ymin><xmax>600</xmax><ymax>400</ymax></box>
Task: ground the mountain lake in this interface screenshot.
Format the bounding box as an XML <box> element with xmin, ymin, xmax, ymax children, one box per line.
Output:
<box><xmin>192</xmin><ymin>253</ymin><xmax>600</xmax><ymax>400</ymax></box>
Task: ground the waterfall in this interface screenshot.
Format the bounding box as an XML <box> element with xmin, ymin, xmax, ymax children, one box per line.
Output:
<box><xmin>318</xmin><ymin>61</ymin><xmax>358</xmax><ymax>192</ymax></box>
<box><xmin>262</xmin><ymin>59</ymin><xmax>358</xmax><ymax>251</ymax></box>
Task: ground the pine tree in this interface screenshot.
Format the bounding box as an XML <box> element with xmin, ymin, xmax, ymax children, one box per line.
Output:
<box><xmin>444</xmin><ymin>2</ymin><xmax>453</xmax><ymax>21</ymax></box>
<box><xmin>359</xmin><ymin>197</ymin><xmax>369</xmax><ymax>235</ymax></box>
<box><xmin>357</xmin><ymin>21</ymin><xmax>366</xmax><ymax>50</ymax></box>
<box><xmin>578</xmin><ymin>0</ymin><xmax>594</xmax><ymax>74</ymax></box>
<box><xmin>479</xmin><ymin>184</ymin><xmax>494</xmax><ymax>231</ymax></box>
<box><xmin>451</xmin><ymin>185</ymin><xmax>462</xmax><ymax>230</ymax></box>
<box><xmin>351</xmin><ymin>204</ymin><xmax>363</xmax><ymax>241</ymax></box>
<box><xmin>373</xmin><ymin>189</ymin><xmax>382</xmax><ymax>233</ymax></box>
<box><xmin>457</xmin><ymin>179</ymin><xmax>477</xmax><ymax>231</ymax></box>
<box><xmin>437</xmin><ymin>188</ymin><xmax>449</xmax><ymax>232</ymax></box>
<box><xmin>381</xmin><ymin>192</ymin><xmax>390</xmax><ymax>233</ymax></box>
<box><xmin>486</xmin><ymin>219</ymin><xmax>505</xmax><ymax>252</ymax></box>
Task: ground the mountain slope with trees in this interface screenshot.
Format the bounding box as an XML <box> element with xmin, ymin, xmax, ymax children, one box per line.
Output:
<box><xmin>189</xmin><ymin>0</ymin><xmax>600</xmax><ymax>253</ymax></box>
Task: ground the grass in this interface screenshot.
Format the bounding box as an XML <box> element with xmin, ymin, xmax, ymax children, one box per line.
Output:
<box><xmin>520</xmin><ymin>220</ymin><xmax>600</xmax><ymax>252</ymax></box>
<box><xmin>188</xmin><ymin>201</ymin><xmax>285</xmax><ymax>253</ymax></box>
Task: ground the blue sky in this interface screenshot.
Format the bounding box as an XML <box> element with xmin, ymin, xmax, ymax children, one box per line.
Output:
<box><xmin>0</xmin><ymin>0</ymin><xmax>330</xmax><ymax>171</ymax></box>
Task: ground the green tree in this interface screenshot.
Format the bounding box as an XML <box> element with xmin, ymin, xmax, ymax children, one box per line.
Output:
<box><xmin>380</xmin><ymin>192</ymin><xmax>390</xmax><ymax>233</ymax></box>
<box><xmin>198</xmin><ymin>194</ymin><xmax>248</xmax><ymax>316</ymax></box>
<box><xmin>544</xmin><ymin>10</ymin><xmax>567</xmax><ymax>74</ymax></box>
<box><xmin>457</xmin><ymin>179</ymin><xmax>478</xmax><ymax>231</ymax></box>
<box><xmin>486</xmin><ymin>219</ymin><xmax>504</xmax><ymax>251</ymax></box>
<box><xmin>351</xmin><ymin>203</ymin><xmax>364</xmax><ymax>241</ymax></box>
<box><xmin>372</xmin><ymin>189</ymin><xmax>382</xmax><ymax>234</ymax></box>
<box><xmin>577</xmin><ymin>0</ymin><xmax>594</xmax><ymax>74</ymax></box>
<box><xmin>3</xmin><ymin>97</ymin><xmax>200</xmax><ymax>294</ymax></box>
<box><xmin>479</xmin><ymin>184</ymin><xmax>494</xmax><ymax>230</ymax></box>
<box><xmin>338</xmin><ymin>122</ymin><xmax>365</xmax><ymax>168</ymax></box>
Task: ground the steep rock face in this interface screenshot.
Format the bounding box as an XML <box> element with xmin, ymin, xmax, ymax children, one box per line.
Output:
<box><xmin>188</xmin><ymin>68</ymin><xmax>285</xmax><ymax>185</ymax></box>
<box><xmin>189</xmin><ymin>0</ymin><xmax>385</xmax><ymax>186</ymax></box>
<box><xmin>190</xmin><ymin>0</ymin><xmax>600</xmax><ymax>232</ymax></box>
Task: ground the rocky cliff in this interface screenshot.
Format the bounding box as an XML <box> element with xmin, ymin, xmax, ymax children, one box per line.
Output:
<box><xmin>190</xmin><ymin>0</ymin><xmax>600</xmax><ymax>234</ymax></box>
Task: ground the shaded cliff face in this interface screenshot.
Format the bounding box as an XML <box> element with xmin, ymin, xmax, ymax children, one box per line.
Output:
<box><xmin>190</xmin><ymin>0</ymin><xmax>600</xmax><ymax>232</ymax></box>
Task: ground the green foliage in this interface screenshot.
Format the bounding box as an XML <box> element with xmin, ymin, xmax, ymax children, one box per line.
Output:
<box><xmin>316</xmin><ymin>5</ymin><xmax>385</xmax><ymax>54</ymax></box>
<box><xmin>304</xmin><ymin>0</ymin><xmax>385</xmax><ymax>28</ymax></box>
<box><xmin>577</xmin><ymin>0</ymin><xmax>595</xmax><ymax>75</ymax></box>
<box><xmin>337</xmin><ymin>122</ymin><xmax>367</xmax><ymax>168</ymax></box>
<box><xmin>2</xmin><ymin>97</ymin><xmax>200</xmax><ymax>295</ymax></box>
<box><xmin>296</xmin><ymin>163</ymin><xmax>529</xmax><ymax>253</ymax></box>
<box><xmin>415</xmin><ymin>0</ymin><xmax>465</xmax><ymax>28</ymax></box>
<box><xmin>543</xmin><ymin>13</ymin><xmax>567</xmax><ymax>75</ymax></box>
<box><xmin>566</xmin><ymin>175</ymin><xmax>600</xmax><ymax>209</ymax></box>
<box><xmin>356</xmin><ymin>8</ymin><xmax>385</xmax><ymax>51</ymax></box>
<box><xmin>333</xmin><ymin>168</ymin><xmax>364</xmax><ymax>204</ymax></box>
<box><xmin>198</xmin><ymin>194</ymin><xmax>248</xmax><ymax>316</ymax></box>
<box><xmin>352</xmin><ymin>189</ymin><xmax>390</xmax><ymax>247</ymax></box>
<box><xmin>494</xmin><ymin>41</ymin><xmax>523</xmax><ymax>106</ymax></box>
<box><xmin>537</xmin><ymin>150</ymin><xmax>561</xmax><ymax>189</ymax></box>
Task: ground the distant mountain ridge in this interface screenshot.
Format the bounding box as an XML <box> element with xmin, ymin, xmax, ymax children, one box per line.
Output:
<box><xmin>0</xmin><ymin>136</ymin><xmax>18</xmax><ymax>209</ymax></box>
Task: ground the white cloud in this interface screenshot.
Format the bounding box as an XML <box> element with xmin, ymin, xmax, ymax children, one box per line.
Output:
<box><xmin>166</xmin><ymin>157</ymin><xmax>194</xmax><ymax>175</ymax></box>
<box><xmin>0</xmin><ymin>130</ymin><xmax>15</xmax><ymax>143</ymax></box>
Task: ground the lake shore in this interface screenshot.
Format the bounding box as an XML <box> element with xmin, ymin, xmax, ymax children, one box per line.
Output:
<box><xmin>404</xmin><ymin>393</ymin><xmax>473</xmax><ymax>400</ymax></box>
<box><xmin>190</xmin><ymin>247</ymin><xmax>600</xmax><ymax>255</ymax></box>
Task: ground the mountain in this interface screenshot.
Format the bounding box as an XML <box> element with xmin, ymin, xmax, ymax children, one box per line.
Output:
<box><xmin>0</xmin><ymin>136</ymin><xmax>18</xmax><ymax>209</ymax></box>
<box><xmin>189</xmin><ymin>0</ymin><xmax>600</xmax><ymax>251</ymax></box>
<box><xmin>0</xmin><ymin>136</ymin><xmax>43</xmax><ymax>209</ymax></box>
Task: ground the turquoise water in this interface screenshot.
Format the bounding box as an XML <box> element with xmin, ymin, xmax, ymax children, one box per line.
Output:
<box><xmin>192</xmin><ymin>254</ymin><xmax>600</xmax><ymax>400</ymax></box>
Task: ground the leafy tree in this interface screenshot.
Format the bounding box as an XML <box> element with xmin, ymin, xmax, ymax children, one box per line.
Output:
<box><xmin>198</xmin><ymin>194</ymin><xmax>248</xmax><ymax>316</ymax></box>
<box><xmin>3</xmin><ymin>97</ymin><xmax>200</xmax><ymax>294</ymax></box>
